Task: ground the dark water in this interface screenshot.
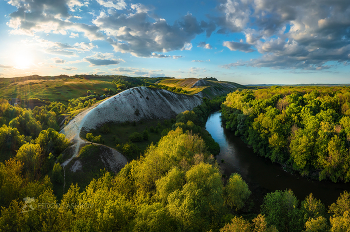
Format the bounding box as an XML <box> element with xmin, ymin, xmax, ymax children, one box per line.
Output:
<box><xmin>206</xmin><ymin>111</ymin><xmax>350</xmax><ymax>207</ymax></box>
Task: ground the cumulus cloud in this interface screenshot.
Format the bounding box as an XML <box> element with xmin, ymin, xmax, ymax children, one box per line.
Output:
<box><xmin>197</xmin><ymin>42</ymin><xmax>212</xmax><ymax>49</ymax></box>
<box><xmin>110</xmin><ymin>67</ymin><xmax>165</xmax><ymax>77</ymax></box>
<box><xmin>52</xmin><ymin>58</ymin><xmax>65</xmax><ymax>63</ymax></box>
<box><xmin>37</xmin><ymin>39</ymin><xmax>96</xmax><ymax>56</ymax></box>
<box><xmin>223</xmin><ymin>41</ymin><xmax>254</xmax><ymax>52</ymax></box>
<box><xmin>70</xmin><ymin>32</ymin><xmax>79</xmax><ymax>38</ymax></box>
<box><xmin>5</xmin><ymin>0</ymin><xmax>215</xmax><ymax>58</ymax></box>
<box><xmin>83</xmin><ymin>52</ymin><xmax>124</xmax><ymax>66</ymax></box>
<box><xmin>6</xmin><ymin>0</ymin><xmax>105</xmax><ymax>40</ymax></box>
<box><xmin>217</xmin><ymin>0</ymin><xmax>350</xmax><ymax>70</ymax></box>
<box><xmin>96</xmin><ymin>0</ymin><xmax>126</xmax><ymax>10</ymax></box>
<box><xmin>94</xmin><ymin>11</ymin><xmax>210</xmax><ymax>57</ymax></box>
<box><xmin>151</xmin><ymin>53</ymin><xmax>182</xmax><ymax>59</ymax></box>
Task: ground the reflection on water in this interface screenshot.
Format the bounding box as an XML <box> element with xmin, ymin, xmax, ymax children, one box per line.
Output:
<box><xmin>206</xmin><ymin>111</ymin><xmax>350</xmax><ymax>206</ymax></box>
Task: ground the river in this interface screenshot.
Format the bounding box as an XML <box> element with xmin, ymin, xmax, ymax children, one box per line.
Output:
<box><xmin>206</xmin><ymin>111</ymin><xmax>350</xmax><ymax>207</ymax></box>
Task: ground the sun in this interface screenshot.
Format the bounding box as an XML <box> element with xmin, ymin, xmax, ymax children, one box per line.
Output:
<box><xmin>13</xmin><ymin>52</ymin><xmax>34</xmax><ymax>69</ymax></box>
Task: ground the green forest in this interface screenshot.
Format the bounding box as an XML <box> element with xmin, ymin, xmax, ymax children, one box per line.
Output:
<box><xmin>221</xmin><ymin>86</ymin><xmax>350</xmax><ymax>183</ymax></box>
<box><xmin>0</xmin><ymin>77</ymin><xmax>350</xmax><ymax>231</ymax></box>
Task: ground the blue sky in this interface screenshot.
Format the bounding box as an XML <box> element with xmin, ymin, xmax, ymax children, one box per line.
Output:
<box><xmin>0</xmin><ymin>0</ymin><xmax>349</xmax><ymax>84</ymax></box>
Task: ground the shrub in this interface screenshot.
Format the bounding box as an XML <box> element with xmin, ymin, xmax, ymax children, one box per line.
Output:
<box><xmin>86</xmin><ymin>133</ymin><xmax>103</xmax><ymax>143</ymax></box>
<box><xmin>129</xmin><ymin>132</ymin><xmax>143</xmax><ymax>142</ymax></box>
<box><xmin>122</xmin><ymin>142</ymin><xmax>141</xmax><ymax>157</ymax></box>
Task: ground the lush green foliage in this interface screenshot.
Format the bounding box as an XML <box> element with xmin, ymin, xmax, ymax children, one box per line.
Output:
<box><xmin>225</xmin><ymin>173</ymin><xmax>252</xmax><ymax>211</ymax></box>
<box><xmin>128</xmin><ymin>132</ymin><xmax>144</xmax><ymax>142</ymax></box>
<box><xmin>222</xmin><ymin>86</ymin><xmax>350</xmax><ymax>182</ymax></box>
<box><xmin>3</xmin><ymin>80</ymin><xmax>350</xmax><ymax>231</ymax></box>
<box><xmin>86</xmin><ymin>132</ymin><xmax>103</xmax><ymax>143</ymax></box>
<box><xmin>52</xmin><ymin>163</ymin><xmax>63</xmax><ymax>184</ymax></box>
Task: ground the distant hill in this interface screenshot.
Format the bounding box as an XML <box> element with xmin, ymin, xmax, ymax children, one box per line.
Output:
<box><xmin>0</xmin><ymin>75</ymin><xmax>244</xmax><ymax>105</ymax></box>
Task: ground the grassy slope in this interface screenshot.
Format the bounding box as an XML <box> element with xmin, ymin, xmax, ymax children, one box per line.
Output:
<box><xmin>82</xmin><ymin>119</ymin><xmax>173</xmax><ymax>161</ymax></box>
<box><xmin>158</xmin><ymin>78</ymin><xmax>206</xmax><ymax>95</ymax></box>
<box><xmin>0</xmin><ymin>75</ymin><xmax>117</xmax><ymax>103</ymax></box>
<box><xmin>0</xmin><ymin>76</ymin><xmax>245</xmax><ymax>103</ymax></box>
<box><xmin>158</xmin><ymin>78</ymin><xmax>245</xmax><ymax>95</ymax></box>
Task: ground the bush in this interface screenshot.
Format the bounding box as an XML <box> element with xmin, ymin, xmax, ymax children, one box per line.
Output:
<box><xmin>86</xmin><ymin>133</ymin><xmax>103</xmax><ymax>144</ymax></box>
<box><xmin>129</xmin><ymin>132</ymin><xmax>143</xmax><ymax>142</ymax></box>
<box><xmin>122</xmin><ymin>142</ymin><xmax>141</xmax><ymax>157</ymax></box>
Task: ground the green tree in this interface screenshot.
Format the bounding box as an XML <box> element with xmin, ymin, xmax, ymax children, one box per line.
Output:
<box><xmin>133</xmin><ymin>203</ymin><xmax>176</xmax><ymax>231</ymax></box>
<box><xmin>35</xmin><ymin>128</ymin><xmax>69</xmax><ymax>157</ymax></box>
<box><xmin>16</xmin><ymin>143</ymin><xmax>43</xmax><ymax>179</ymax></box>
<box><xmin>329</xmin><ymin>191</ymin><xmax>350</xmax><ymax>217</ymax></box>
<box><xmin>330</xmin><ymin>211</ymin><xmax>350</xmax><ymax>232</ymax></box>
<box><xmin>156</xmin><ymin>167</ymin><xmax>185</xmax><ymax>204</ymax></box>
<box><xmin>261</xmin><ymin>189</ymin><xmax>303</xmax><ymax>232</ymax></box>
<box><xmin>167</xmin><ymin>163</ymin><xmax>224</xmax><ymax>231</ymax></box>
<box><xmin>220</xmin><ymin>216</ymin><xmax>251</xmax><ymax>232</ymax></box>
<box><xmin>305</xmin><ymin>216</ymin><xmax>328</xmax><ymax>232</ymax></box>
<box><xmin>0</xmin><ymin>158</ymin><xmax>24</xmax><ymax>207</ymax></box>
<box><xmin>301</xmin><ymin>193</ymin><xmax>326</xmax><ymax>222</ymax></box>
<box><xmin>52</xmin><ymin>163</ymin><xmax>63</xmax><ymax>184</ymax></box>
<box><xmin>224</xmin><ymin>173</ymin><xmax>251</xmax><ymax>211</ymax></box>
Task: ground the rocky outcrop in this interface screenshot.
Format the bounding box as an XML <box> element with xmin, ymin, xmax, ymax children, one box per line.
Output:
<box><xmin>60</xmin><ymin>86</ymin><xmax>203</xmax><ymax>172</ymax></box>
<box><xmin>78</xmin><ymin>86</ymin><xmax>203</xmax><ymax>131</ymax></box>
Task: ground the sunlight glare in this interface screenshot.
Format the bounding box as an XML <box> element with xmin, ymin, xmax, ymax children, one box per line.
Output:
<box><xmin>13</xmin><ymin>51</ymin><xmax>34</xmax><ymax>70</ymax></box>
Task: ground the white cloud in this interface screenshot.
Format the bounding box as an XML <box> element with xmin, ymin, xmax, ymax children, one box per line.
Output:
<box><xmin>83</xmin><ymin>52</ymin><xmax>124</xmax><ymax>66</ymax></box>
<box><xmin>94</xmin><ymin>12</ymin><xmax>205</xmax><ymax>57</ymax></box>
<box><xmin>70</xmin><ymin>32</ymin><xmax>79</xmax><ymax>38</ymax></box>
<box><xmin>96</xmin><ymin>0</ymin><xmax>126</xmax><ymax>10</ymax></box>
<box><xmin>223</xmin><ymin>41</ymin><xmax>254</xmax><ymax>52</ymax></box>
<box><xmin>110</xmin><ymin>67</ymin><xmax>165</xmax><ymax>77</ymax></box>
<box><xmin>217</xmin><ymin>0</ymin><xmax>350</xmax><ymax>70</ymax></box>
<box><xmin>151</xmin><ymin>53</ymin><xmax>182</xmax><ymax>59</ymax></box>
<box><xmin>197</xmin><ymin>42</ymin><xmax>212</xmax><ymax>49</ymax></box>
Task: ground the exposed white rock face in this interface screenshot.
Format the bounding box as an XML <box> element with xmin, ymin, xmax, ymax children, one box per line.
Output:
<box><xmin>79</xmin><ymin>86</ymin><xmax>203</xmax><ymax>131</ymax></box>
<box><xmin>60</xmin><ymin>87</ymin><xmax>203</xmax><ymax>169</ymax></box>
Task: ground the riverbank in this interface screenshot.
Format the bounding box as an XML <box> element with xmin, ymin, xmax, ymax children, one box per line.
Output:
<box><xmin>206</xmin><ymin>111</ymin><xmax>350</xmax><ymax>208</ymax></box>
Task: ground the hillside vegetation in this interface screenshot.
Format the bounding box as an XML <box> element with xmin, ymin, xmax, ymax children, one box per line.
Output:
<box><xmin>1</xmin><ymin>77</ymin><xmax>350</xmax><ymax>231</ymax></box>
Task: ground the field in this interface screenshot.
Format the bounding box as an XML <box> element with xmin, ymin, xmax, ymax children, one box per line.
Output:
<box><xmin>0</xmin><ymin>75</ymin><xmax>117</xmax><ymax>103</ymax></box>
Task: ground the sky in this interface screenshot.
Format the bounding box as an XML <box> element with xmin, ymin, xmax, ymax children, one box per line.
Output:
<box><xmin>0</xmin><ymin>0</ymin><xmax>349</xmax><ymax>84</ymax></box>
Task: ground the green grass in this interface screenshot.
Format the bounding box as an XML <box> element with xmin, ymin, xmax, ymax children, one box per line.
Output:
<box><xmin>82</xmin><ymin>119</ymin><xmax>174</xmax><ymax>161</ymax></box>
<box><xmin>158</xmin><ymin>78</ymin><xmax>207</xmax><ymax>95</ymax></box>
<box><xmin>0</xmin><ymin>75</ymin><xmax>117</xmax><ymax>103</ymax></box>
